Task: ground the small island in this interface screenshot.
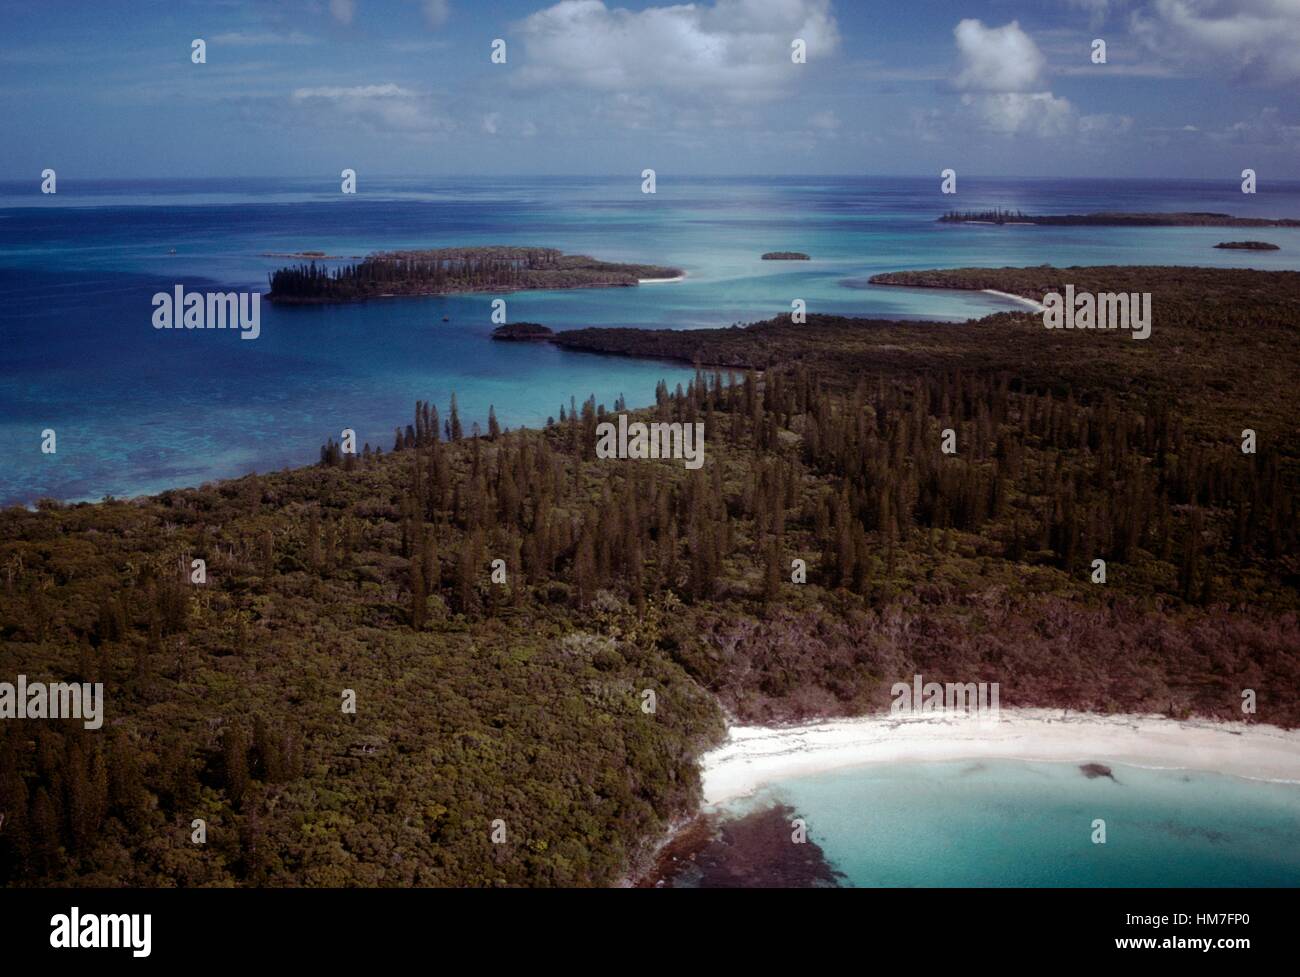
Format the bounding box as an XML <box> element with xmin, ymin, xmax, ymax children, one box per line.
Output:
<box><xmin>762</xmin><ymin>251</ymin><xmax>810</xmax><ymax>260</ymax></box>
<box><xmin>1215</xmin><ymin>241</ymin><xmax>1280</xmax><ymax>250</ymax></box>
<box><xmin>267</xmin><ymin>246</ymin><xmax>683</xmax><ymax>304</ymax></box>
<box><xmin>940</xmin><ymin>209</ymin><xmax>1300</xmax><ymax>228</ymax></box>
<box><xmin>491</xmin><ymin>322</ymin><xmax>554</xmax><ymax>342</ymax></box>
<box><xmin>261</xmin><ymin>250</ymin><xmax>360</xmax><ymax>259</ymax></box>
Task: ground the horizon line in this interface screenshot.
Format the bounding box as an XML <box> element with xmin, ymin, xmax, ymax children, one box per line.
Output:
<box><xmin>6</xmin><ymin>174</ymin><xmax>1300</xmax><ymax>185</ymax></box>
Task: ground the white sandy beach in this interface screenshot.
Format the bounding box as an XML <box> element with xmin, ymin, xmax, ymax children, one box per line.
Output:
<box><xmin>701</xmin><ymin>709</ymin><xmax>1300</xmax><ymax>805</ymax></box>
<box><xmin>982</xmin><ymin>288</ymin><xmax>1046</xmax><ymax>312</ymax></box>
<box><xmin>638</xmin><ymin>274</ymin><xmax>685</xmax><ymax>284</ymax></box>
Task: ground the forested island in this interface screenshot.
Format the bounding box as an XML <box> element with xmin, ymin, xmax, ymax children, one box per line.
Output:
<box><xmin>1215</xmin><ymin>241</ymin><xmax>1280</xmax><ymax>250</ymax></box>
<box><xmin>940</xmin><ymin>209</ymin><xmax>1300</xmax><ymax>227</ymax></box>
<box><xmin>491</xmin><ymin>322</ymin><xmax>554</xmax><ymax>341</ymax></box>
<box><xmin>761</xmin><ymin>252</ymin><xmax>810</xmax><ymax>260</ymax></box>
<box><xmin>267</xmin><ymin>246</ymin><xmax>683</xmax><ymax>304</ymax></box>
<box><xmin>3</xmin><ymin>265</ymin><xmax>1298</xmax><ymax>888</ymax></box>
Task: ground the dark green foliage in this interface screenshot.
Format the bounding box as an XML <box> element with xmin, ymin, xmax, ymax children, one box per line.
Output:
<box><xmin>267</xmin><ymin>247</ymin><xmax>682</xmax><ymax>304</ymax></box>
<box><xmin>2</xmin><ymin>266</ymin><xmax>1298</xmax><ymax>886</ymax></box>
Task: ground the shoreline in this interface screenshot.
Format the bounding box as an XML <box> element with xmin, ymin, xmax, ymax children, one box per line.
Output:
<box><xmin>700</xmin><ymin>709</ymin><xmax>1300</xmax><ymax>806</ymax></box>
<box><xmin>637</xmin><ymin>274</ymin><xmax>685</xmax><ymax>284</ymax></box>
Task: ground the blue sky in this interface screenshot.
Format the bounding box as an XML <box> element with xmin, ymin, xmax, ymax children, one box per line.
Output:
<box><xmin>1</xmin><ymin>0</ymin><xmax>1297</xmax><ymax>179</ymax></box>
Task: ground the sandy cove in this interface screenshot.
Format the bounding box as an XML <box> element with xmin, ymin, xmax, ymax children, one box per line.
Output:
<box><xmin>700</xmin><ymin>709</ymin><xmax>1300</xmax><ymax>805</ymax></box>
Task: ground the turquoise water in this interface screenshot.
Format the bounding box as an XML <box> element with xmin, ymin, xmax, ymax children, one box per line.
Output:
<box><xmin>728</xmin><ymin>759</ymin><xmax>1300</xmax><ymax>887</ymax></box>
<box><xmin>4</xmin><ymin>176</ymin><xmax>1300</xmax><ymax>505</ymax></box>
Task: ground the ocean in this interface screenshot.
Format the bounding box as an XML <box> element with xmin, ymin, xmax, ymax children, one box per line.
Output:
<box><xmin>680</xmin><ymin>759</ymin><xmax>1300</xmax><ymax>887</ymax></box>
<box><xmin>3</xmin><ymin>175</ymin><xmax>1300</xmax><ymax>506</ymax></box>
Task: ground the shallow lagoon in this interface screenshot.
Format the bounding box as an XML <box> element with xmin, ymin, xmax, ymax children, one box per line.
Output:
<box><xmin>713</xmin><ymin>759</ymin><xmax>1300</xmax><ymax>887</ymax></box>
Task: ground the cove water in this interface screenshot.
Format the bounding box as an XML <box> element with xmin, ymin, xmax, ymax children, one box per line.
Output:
<box><xmin>725</xmin><ymin>759</ymin><xmax>1300</xmax><ymax>887</ymax></box>
<box><xmin>3</xmin><ymin>176</ymin><xmax>1299</xmax><ymax>506</ymax></box>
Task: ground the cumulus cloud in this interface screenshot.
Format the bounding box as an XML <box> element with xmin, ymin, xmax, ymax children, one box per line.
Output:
<box><xmin>953</xmin><ymin>19</ymin><xmax>1045</xmax><ymax>92</ymax></box>
<box><xmin>512</xmin><ymin>0</ymin><xmax>839</xmax><ymax>101</ymax></box>
<box><xmin>1132</xmin><ymin>0</ymin><xmax>1300</xmax><ymax>85</ymax></box>
<box><xmin>949</xmin><ymin>19</ymin><xmax>1134</xmax><ymax>140</ymax></box>
<box><xmin>1209</xmin><ymin>106</ymin><xmax>1300</xmax><ymax>148</ymax></box>
<box><xmin>960</xmin><ymin>91</ymin><xmax>1074</xmax><ymax>136</ymax></box>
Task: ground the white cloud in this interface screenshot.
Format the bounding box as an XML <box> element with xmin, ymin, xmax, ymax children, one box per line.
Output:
<box><xmin>292</xmin><ymin>84</ymin><xmax>415</xmax><ymax>99</ymax></box>
<box><xmin>1068</xmin><ymin>0</ymin><xmax>1128</xmax><ymax>27</ymax></box>
<box><xmin>1132</xmin><ymin>0</ymin><xmax>1300</xmax><ymax>85</ymax></box>
<box><xmin>1209</xmin><ymin>106</ymin><xmax>1300</xmax><ymax>148</ymax></box>
<box><xmin>329</xmin><ymin>0</ymin><xmax>355</xmax><ymax>26</ymax></box>
<box><xmin>1078</xmin><ymin>111</ymin><xmax>1135</xmax><ymax>135</ymax></box>
<box><xmin>947</xmin><ymin>19</ymin><xmax>1138</xmax><ymax>141</ymax></box>
<box><xmin>482</xmin><ymin>112</ymin><xmax>500</xmax><ymax>135</ymax></box>
<box><xmin>290</xmin><ymin>84</ymin><xmax>452</xmax><ymax>136</ymax></box>
<box><xmin>961</xmin><ymin>91</ymin><xmax>1075</xmax><ymax>137</ymax></box>
<box><xmin>212</xmin><ymin>31</ymin><xmax>318</xmax><ymax>47</ymax></box>
<box><xmin>953</xmin><ymin>19</ymin><xmax>1045</xmax><ymax>92</ymax></box>
<box><xmin>808</xmin><ymin>109</ymin><xmax>840</xmax><ymax>131</ymax></box>
<box><xmin>422</xmin><ymin>0</ymin><xmax>451</xmax><ymax>28</ymax></box>
<box><xmin>512</xmin><ymin>0</ymin><xmax>840</xmax><ymax>101</ymax></box>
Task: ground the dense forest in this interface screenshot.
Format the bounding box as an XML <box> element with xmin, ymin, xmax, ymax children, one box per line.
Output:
<box><xmin>267</xmin><ymin>246</ymin><xmax>682</xmax><ymax>304</ymax></box>
<box><xmin>2</xmin><ymin>265</ymin><xmax>1298</xmax><ymax>887</ymax></box>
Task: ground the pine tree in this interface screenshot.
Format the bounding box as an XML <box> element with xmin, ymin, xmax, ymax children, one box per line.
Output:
<box><xmin>222</xmin><ymin>726</ymin><xmax>250</xmax><ymax>809</ymax></box>
<box><xmin>449</xmin><ymin>393</ymin><xmax>463</xmax><ymax>442</ymax></box>
<box><xmin>410</xmin><ymin>553</ymin><xmax>427</xmax><ymax>630</ymax></box>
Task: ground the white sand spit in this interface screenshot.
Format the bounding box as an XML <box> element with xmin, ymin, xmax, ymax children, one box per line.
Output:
<box><xmin>983</xmin><ymin>288</ymin><xmax>1046</xmax><ymax>312</ymax></box>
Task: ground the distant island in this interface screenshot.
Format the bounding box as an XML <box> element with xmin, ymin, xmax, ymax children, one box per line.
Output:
<box><xmin>261</xmin><ymin>250</ymin><xmax>361</xmax><ymax>259</ymax></box>
<box><xmin>491</xmin><ymin>322</ymin><xmax>554</xmax><ymax>341</ymax></box>
<box><xmin>940</xmin><ymin>209</ymin><xmax>1300</xmax><ymax>227</ymax></box>
<box><xmin>762</xmin><ymin>251</ymin><xmax>810</xmax><ymax>260</ymax></box>
<box><xmin>267</xmin><ymin>246</ymin><xmax>683</xmax><ymax>304</ymax></box>
<box><xmin>1215</xmin><ymin>241</ymin><xmax>1280</xmax><ymax>250</ymax></box>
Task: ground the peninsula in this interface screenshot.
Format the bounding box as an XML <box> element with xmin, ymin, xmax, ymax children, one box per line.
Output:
<box><xmin>1215</xmin><ymin>241</ymin><xmax>1280</xmax><ymax>250</ymax></box>
<box><xmin>939</xmin><ymin>209</ymin><xmax>1300</xmax><ymax>227</ymax></box>
<box><xmin>491</xmin><ymin>322</ymin><xmax>554</xmax><ymax>341</ymax></box>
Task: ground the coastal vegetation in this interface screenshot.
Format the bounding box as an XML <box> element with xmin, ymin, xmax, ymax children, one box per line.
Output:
<box><xmin>2</xmin><ymin>265</ymin><xmax>1297</xmax><ymax>887</ymax></box>
<box><xmin>491</xmin><ymin>322</ymin><xmax>555</xmax><ymax>342</ymax></box>
<box><xmin>267</xmin><ymin>247</ymin><xmax>683</xmax><ymax>304</ymax></box>
<box><xmin>940</xmin><ymin>210</ymin><xmax>1300</xmax><ymax>227</ymax></box>
<box><xmin>1215</xmin><ymin>241</ymin><xmax>1280</xmax><ymax>250</ymax></box>
<box><xmin>761</xmin><ymin>252</ymin><xmax>810</xmax><ymax>260</ymax></box>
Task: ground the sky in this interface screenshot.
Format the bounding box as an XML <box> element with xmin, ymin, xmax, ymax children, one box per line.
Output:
<box><xmin>1</xmin><ymin>0</ymin><xmax>1298</xmax><ymax>179</ymax></box>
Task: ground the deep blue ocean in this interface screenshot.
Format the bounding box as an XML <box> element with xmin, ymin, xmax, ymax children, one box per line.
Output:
<box><xmin>3</xmin><ymin>175</ymin><xmax>1300</xmax><ymax>506</ymax></box>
